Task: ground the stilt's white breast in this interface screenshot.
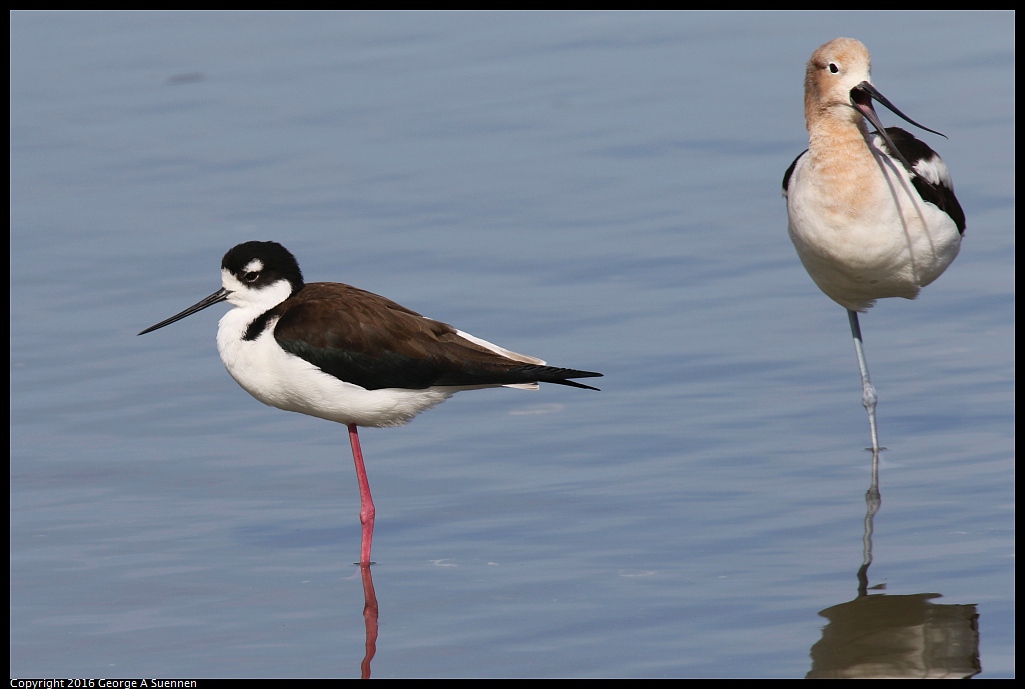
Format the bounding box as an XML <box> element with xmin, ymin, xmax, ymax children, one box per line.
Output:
<box><xmin>213</xmin><ymin>271</ymin><xmax>456</xmax><ymax>428</ymax></box>
<box><xmin>215</xmin><ymin>305</ymin><xmax>454</xmax><ymax>428</ymax></box>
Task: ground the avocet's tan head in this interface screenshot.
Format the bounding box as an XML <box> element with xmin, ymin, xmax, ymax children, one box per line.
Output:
<box><xmin>802</xmin><ymin>38</ymin><xmax>945</xmax><ymax>165</ymax></box>
<box><xmin>804</xmin><ymin>38</ymin><xmax>873</xmax><ymax>129</ymax></box>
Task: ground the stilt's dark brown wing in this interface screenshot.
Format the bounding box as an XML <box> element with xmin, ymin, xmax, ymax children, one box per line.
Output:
<box><xmin>266</xmin><ymin>283</ymin><xmax>602</xmax><ymax>391</ymax></box>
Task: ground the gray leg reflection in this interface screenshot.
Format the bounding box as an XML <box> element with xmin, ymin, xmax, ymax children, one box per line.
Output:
<box><xmin>807</xmin><ymin>451</ymin><xmax>980</xmax><ymax>679</ymax></box>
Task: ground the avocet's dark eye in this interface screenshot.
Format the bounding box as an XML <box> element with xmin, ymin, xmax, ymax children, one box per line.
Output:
<box><xmin>244</xmin><ymin>271</ymin><xmax>259</xmax><ymax>283</ymax></box>
<box><xmin>829</xmin><ymin>62</ymin><xmax>839</xmax><ymax>74</ymax></box>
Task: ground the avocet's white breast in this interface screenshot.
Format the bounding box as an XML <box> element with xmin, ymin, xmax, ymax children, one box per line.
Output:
<box><xmin>786</xmin><ymin>139</ymin><xmax>961</xmax><ymax>312</ymax></box>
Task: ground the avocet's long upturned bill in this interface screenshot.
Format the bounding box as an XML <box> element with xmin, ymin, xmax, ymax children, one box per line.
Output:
<box><xmin>139</xmin><ymin>241</ymin><xmax>602</xmax><ymax>565</ymax></box>
<box><xmin>783</xmin><ymin>38</ymin><xmax>965</xmax><ymax>451</ymax></box>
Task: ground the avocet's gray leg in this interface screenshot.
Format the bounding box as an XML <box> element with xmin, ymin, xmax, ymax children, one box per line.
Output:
<box><xmin>848</xmin><ymin>310</ymin><xmax>881</xmax><ymax>452</ymax></box>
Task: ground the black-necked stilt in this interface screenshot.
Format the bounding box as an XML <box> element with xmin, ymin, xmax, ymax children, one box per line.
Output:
<box><xmin>783</xmin><ymin>38</ymin><xmax>965</xmax><ymax>452</ymax></box>
<box><xmin>139</xmin><ymin>241</ymin><xmax>602</xmax><ymax>564</ymax></box>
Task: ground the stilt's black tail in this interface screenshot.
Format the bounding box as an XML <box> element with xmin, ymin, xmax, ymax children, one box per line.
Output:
<box><xmin>434</xmin><ymin>364</ymin><xmax>603</xmax><ymax>391</ymax></box>
<box><xmin>516</xmin><ymin>365</ymin><xmax>603</xmax><ymax>391</ymax></box>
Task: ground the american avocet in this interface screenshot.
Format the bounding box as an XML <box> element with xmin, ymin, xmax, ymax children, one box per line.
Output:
<box><xmin>783</xmin><ymin>38</ymin><xmax>965</xmax><ymax>451</ymax></box>
<box><xmin>139</xmin><ymin>241</ymin><xmax>602</xmax><ymax>565</ymax></box>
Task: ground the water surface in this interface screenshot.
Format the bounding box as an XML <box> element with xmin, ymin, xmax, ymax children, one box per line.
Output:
<box><xmin>10</xmin><ymin>10</ymin><xmax>1014</xmax><ymax>678</ymax></box>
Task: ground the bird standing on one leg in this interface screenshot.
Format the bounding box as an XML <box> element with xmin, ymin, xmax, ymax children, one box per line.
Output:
<box><xmin>140</xmin><ymin>241</ymin><xmax>602</xmax><ymax>565</ymax></box>
<box><xmin>783</xmin><ymin>38</ymin><xmax>965</xmax><ymax>451</ymax></box>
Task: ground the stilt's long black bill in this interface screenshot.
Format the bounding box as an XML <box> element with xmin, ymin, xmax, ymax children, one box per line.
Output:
<box><xmin>138</xmin><ymin>288</ymin><xmax>230</xmax><ymax>335</ymax></box>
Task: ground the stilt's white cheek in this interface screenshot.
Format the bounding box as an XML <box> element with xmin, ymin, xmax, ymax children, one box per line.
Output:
<box><xmin>221</xmin><ymin>272</ymin><xmax>294</xmax><ymax>311</ymax></box>
<box><xmin>221</xmin><ymin>269</ymin><xmax>244</xmax><ymax>294</ymax></box>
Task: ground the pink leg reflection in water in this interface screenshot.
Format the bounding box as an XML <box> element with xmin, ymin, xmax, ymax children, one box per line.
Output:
<box><xmin>360</xmin><ymin>563</ymin><xmax>379</xmax><ymax>679</ymax></box>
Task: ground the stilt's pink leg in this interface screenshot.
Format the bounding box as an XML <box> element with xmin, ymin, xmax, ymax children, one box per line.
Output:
<box><xmin>348</xmin><ymin>423</ymin><xmax>376</xmax><ymax>565</ymax></box>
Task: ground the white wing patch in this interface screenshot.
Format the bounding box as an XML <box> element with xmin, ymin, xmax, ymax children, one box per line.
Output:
<box><xmin>913</xmin><ymin>155</ymin><xmax>954</xmax><ymax>189</ymax></box>
<box><xmin>452</xmin><ymin>328</ymin><xmax>546</xmax><ymax>366</ymax></box>
<box><xmin>453</xmin><ymin>328</ymin><xmax>544</xmax><ymax>390</ymax></box>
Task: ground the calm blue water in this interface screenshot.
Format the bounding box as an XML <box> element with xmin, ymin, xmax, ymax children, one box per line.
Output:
<box><xmin>11</xmin><ymin>11</ymin><xmax>1014</xmax><ymax>678</ymax></box>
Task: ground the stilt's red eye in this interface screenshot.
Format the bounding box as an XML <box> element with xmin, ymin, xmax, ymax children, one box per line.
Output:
<box><xmin>244</xmin><ymin>271</ymin><xmax>259</xmax><ymax>282</ymax></box>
